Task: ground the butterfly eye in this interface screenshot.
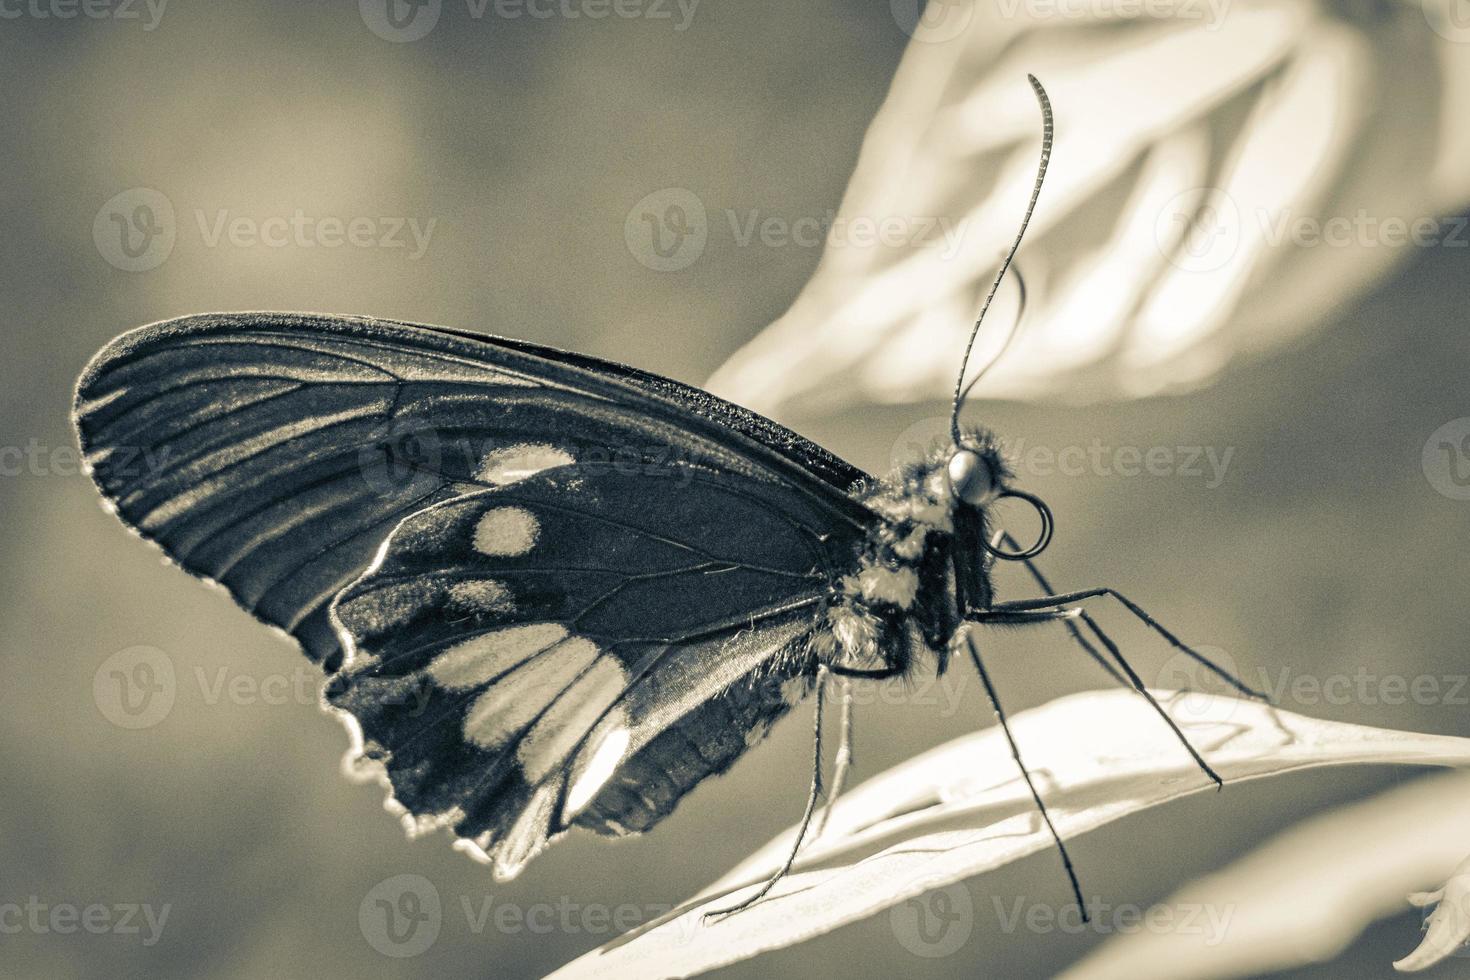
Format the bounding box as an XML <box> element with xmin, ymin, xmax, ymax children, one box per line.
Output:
<box><xmin>946</xmin><ymin>449</ymin><xmax>1000</xmax><ymax>506</ymax></box>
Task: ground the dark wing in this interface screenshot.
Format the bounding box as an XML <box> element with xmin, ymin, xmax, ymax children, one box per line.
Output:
<box><xmin>74</xmin><ymin>311</ymin><xmax>872</xmax><ymax>870</ymax></box>
<box><xmin>326</xmin><ymin>465</ymin><xmax>850</xmax><ymax>876</ymax></box>
<box><xmin>74</xmin><ymin>311</ymin><xmax>870</xmax><ymax>670</ymax></box>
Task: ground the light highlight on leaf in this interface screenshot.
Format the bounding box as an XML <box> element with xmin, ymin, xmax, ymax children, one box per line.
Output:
<box><xmin>707</xmin><ymin>2</ymin><xmax>1470</xmax><ymax>415</ymax></box>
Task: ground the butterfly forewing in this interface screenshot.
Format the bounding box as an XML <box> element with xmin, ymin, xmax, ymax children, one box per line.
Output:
<box><xmin>74</xmin><ymin>313</ymin><xmax>870</xmax><ymax>669</ymax></box>
<box><xmin>74</xmin><ymin>312</ymin><xmax>872</xmax><ymax>872</ymax></box>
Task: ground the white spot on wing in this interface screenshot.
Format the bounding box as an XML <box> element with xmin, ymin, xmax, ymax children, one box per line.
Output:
<box><xmin>452</xmin><ymin>835</ymin><xmax>494</xmax><ymax>865</ymax></box>
<box><xmin>428</xmin><ymin>623</ymin><xmax>568</xmax><ymax>691</ymax></box>
<box><xmin>445</xmin><ymin>578</ymin><xmax>513</xmax><ymax>614</ymax></box>
<box><xmin>563</xmin><ymin>725</ymin><xmax>631</xmax><ymax>822</ymax></box>
<box><xmin>460</xmin><ymin>636</ymin><xmax>599</xmax><ymax>749</ymax></box>
<box><xmin>402</xmin><ymin>806</ymin><xmax>465</xmax><ymax>839</ymax></box>
<box><xmin>517</xmin><ymin>654</ymin><xmax>626</xmax><ymax>783</ymax></box>
<box><xmin>473</xmin><ymin>506</ymin><xmax>539</xmax><ymax>556</ymax></box>
<box><xmin>475</xmin><ymin>443</ymin><xmax>575</xmax><ymax>485</ymax></box>
<box><xmin>494</xmin><ymin>779</ymin><xmax>560</xmax><ymax>880</ymax></box>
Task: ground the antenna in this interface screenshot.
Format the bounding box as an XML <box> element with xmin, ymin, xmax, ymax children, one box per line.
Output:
<box><xmin>949</xmin><ymin>74</ymin><xmax>1054</xmax><ymax>446</ymax></box>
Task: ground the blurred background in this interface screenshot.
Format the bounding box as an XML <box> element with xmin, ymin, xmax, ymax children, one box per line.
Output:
<box><xmin>2</xmin><ymin>1</ymin><xmax>1468</xmax><ymax>977</ymax></box>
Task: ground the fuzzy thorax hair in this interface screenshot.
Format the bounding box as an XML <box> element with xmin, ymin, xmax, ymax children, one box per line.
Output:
<box><xmin>812</xmin><ymin>426</ymin><xmax>1009</xmax><ymax>675</ymax></box>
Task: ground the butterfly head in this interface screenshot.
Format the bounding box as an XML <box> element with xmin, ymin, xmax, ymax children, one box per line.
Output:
<box><xmin>945</xmin><ymin>441</ymin><xmax>1005</xmax><ymax>508</ymax></box>
<box><xmin>944</xmin><ymin>428</ymin><xmax>1053</xmax><ymax>563</ymax></box>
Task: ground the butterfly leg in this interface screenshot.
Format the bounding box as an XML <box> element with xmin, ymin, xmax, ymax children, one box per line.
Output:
<box><xmin>704</xmin><ymin>666</ymin><xmax>830</xmax><ymax>921</ymax></box>
<box><xmin>976</xmin><ymin>602</ymin><xmax>1226</xmax><ymax>788</ymax></box>
<box><xmin>826</xmin><ymin>663</ymin><xmax>905</xmax><ymax>679</ymax></box>
<box><xmin>978</xmin><ymin>608</ymin><xmax>1083</xmax><ymax>626</ymax></box>
<box><xmin>812</xmin><ymin>676</ymin><xmax>853</xmax><ymax>841</ymax></box>
<box><xmin>978</xmin><ymin>571</ymin><xmax>1258</xmax><ymax>788</ymax></box>
<box><xmin>987</xmin><ymin>588</ymin><xmax>1265</xmax><ymax>700</ymax></box>
<box><xmin>958</xmin><ymin>625</ymin><xmax>1089</xmax><ymax>923</ymax></box>
<box><xmin>987</xmin><ymin>530</ymin><xmax>1128</xmax><ymax>687</ymax></box>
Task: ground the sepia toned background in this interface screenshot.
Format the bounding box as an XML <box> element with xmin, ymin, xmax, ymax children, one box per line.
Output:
<box><xmin>2</xmin><ymin>1</ymin><xmax>1469</xmax><ymax>977</ymax></box>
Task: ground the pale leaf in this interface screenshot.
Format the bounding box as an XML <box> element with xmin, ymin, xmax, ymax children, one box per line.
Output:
<box><xmin>1059</xmin><ymin>771</ymin><xmax>1470</xmax><ymax>980</ymax></box>
<box><xmin>706</xmin><ymin>0</ymin><xmax>1470</xmax><ymax>415</ymax></box>
<box><xmin>547</xmin><ymin>690</ymin><xmax>1470</xmax><ymax>980</ymax></box>
<box><xmin>1397</xmin><ymin>851</ymin><xmax>1470</xmax><ymax>972</ymax></box>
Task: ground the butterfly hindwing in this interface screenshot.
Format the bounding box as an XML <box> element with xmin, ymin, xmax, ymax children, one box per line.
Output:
<box><xmin>325</xmin><ymin>464</ymin><xmax>845</xmax><ymax>875</ymax></box>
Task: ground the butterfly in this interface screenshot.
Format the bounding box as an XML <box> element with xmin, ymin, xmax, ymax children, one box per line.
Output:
<box><xmin>72</xmin><ymin>77</ymin><xmax>1258</xmax><ymax>920</ymax></box>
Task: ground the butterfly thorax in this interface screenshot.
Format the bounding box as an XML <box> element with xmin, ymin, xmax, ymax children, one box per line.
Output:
<box><xmin>813</xmin><ymin>433</ymin><xmax>1006</xmax><ymax>680</ymax></box>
